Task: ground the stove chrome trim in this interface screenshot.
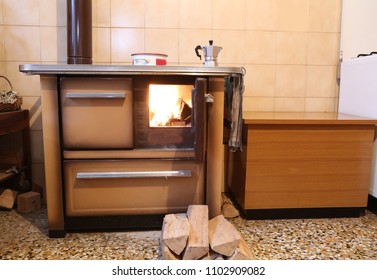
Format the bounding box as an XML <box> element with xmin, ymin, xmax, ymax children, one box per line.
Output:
<box><xmin>76</xmin><ymin>170</ymin><xmax>192</xmax><ymax>179</ymax></box>
<box><xmin>19</xmin><ymin>64</ymin><xmax>244</xmax><ymax>76</ymax></box>
<box><xmin>66</xmin><ymin>92</ymin><xmax>127</xmax><ymax>99</ymax></box>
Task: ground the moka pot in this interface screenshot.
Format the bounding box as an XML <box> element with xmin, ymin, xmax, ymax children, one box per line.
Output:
<box><xmin>195</xmin><ymin>40</ymin><xmax>222</xmax><ymax>66</ymax></box>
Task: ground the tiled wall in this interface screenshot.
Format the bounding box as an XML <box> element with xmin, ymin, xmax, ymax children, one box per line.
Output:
<box><xmin>0</xmin><ymin>0</ymin><xmax>342</xmax><ymax>192</ymax></box>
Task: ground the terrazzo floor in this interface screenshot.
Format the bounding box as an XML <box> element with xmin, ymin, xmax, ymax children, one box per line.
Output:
<box><xmin>1</xmin><ymin>206</ymin><xmax>376</xmax><ymax>260</ymax></box>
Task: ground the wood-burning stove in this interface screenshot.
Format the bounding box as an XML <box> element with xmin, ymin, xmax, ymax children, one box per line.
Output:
<box><xmin>59</xmin><ymin>75</ymin><xmax>208</xmax><ymax>224</ymax></box>
<box><xmin>19</xmin><ymin>64</ymin><xmax>244</xmax><ymax>237</ymax></box>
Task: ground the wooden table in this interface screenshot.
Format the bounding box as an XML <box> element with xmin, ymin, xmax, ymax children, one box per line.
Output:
<box><xmin>0</xmin><ymin>110</ymin><xmax>31</xmax><ymax>186</ymax></box>
<box><xmin>228</xmin><ymin>112</ymin><xmax>377</xmax><ymax>219</ymax></box>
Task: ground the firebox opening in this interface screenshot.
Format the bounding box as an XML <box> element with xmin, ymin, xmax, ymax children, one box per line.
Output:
<box><xmin>149</xmin><ymin>84</ymin><xmax>193</xmax><ymax>127</ymax></box>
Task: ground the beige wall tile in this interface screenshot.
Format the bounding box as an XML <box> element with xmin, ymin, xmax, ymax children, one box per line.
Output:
<box><xmin>276</xmin><ymin>32</ymin><xmax>308</xmax><ymax>65</ymax></box>
<box><xmin>32</xmin><ymin>163</ymin><xmax>46</xmax><ymax>198</ymax></box>
<box><xmin>111</xmin><ymin>0</ymin><xmax>145</xmax><ymax>28</ymax></box>
<box><xmin>0</xmin><ymin>26</ymin><xmax>4</xmax><ymax>61</ymax></box>
<box><xmin>334</xmin><ymin>97</ymin><xmax>339</xmax><ymax>111</ymax></box>
<box><xmin>308</xmin><ymin>33</ymin><xmax>340</xmax><ymax>65</ymax></box>
<box><xmin>309</xmin><ymin>0</ymin><xmax>342</xmax><ymax>32</ymax></box>
<box><xmin>93</xmin><ymin>28</ymin><xmax>111</xmax><ymax>63</ymax></box>
<box><xmin>41</xmin><ymin>26</ymin><xmax>67</xmax><ymax>63</ymax></box>
<box><xmin>276</xmin><ymin>65</ymin><xmax>306</xmax><ymax>97</ymax></box>
<box><xmin>0</xmin><ymin>3</ymin><xmax>3</xmax><ymax>24</ymax></box>
<box><xmin>39</xmin><ymin>0</ymin><xmax>66</xmax><ymax>27</ymax></box>
<box><xmin>243</xmin><ymin>96</ymin><xmax>275</xmax><ymax>112</ymax></box>
<box><xmin>31</xmin><ymin>130</ymin><xmax>44</xmax><ymax>164</ymax></box>
<box><xmin>145</xmin><ymin>29</ymin><xmax>179</xmax><ymax>63</ymax></box>
<box><xmin>213</xmin><ymin>0</ymin><xmax>245</xmax><ymax>30</ymax></box>
<box><xmin>305</xmin><ymin>97</ymin><xmax>336</xmax><ymax>112</ymax></box>
<box><xmin>4</xmin><ymin>26</ymin><xmax>41</xmax><ymax>62</ymax></box>
<box><xmin>278</xmin><ymin>0</ymin><xmax>309</xmax><ymax>32</ymax></box>
<box><xmin>246</xmin><ymin>0</ymin><xmax>278</xmax><ymax>31</ymax></box>
<box><xmin>0</xmin><ymin>63</ymin><xmax>9</xmax><ymax>87</ymax></box>
<box><xmin>275</xmin><ymin>97</ymin><xmax>305</xmax><ymax>111</ymax></box>
<box><xmin>179</xmin><ymin>29</ymin><xmax>213</xmax><ymax>64</ymax></box>
<box><xmin>180</xmin><ymin>0</ymin><xmax>212</xmax><ymax>29</ymax></box>
<box><xmin>243</xmin><ymin>64</ymin><xmax>276</xmax><ymax>97</ymax></box>
<box><xmin>214</xmin><ymin>30</ymin><xmax>244</xmax><ymax>64</ymax></box>
<box><xmin>6</xmin><ymin>62</ymin><xmax>41</xmax><ymax>97</ymax></box>
<box><xmin>111</xmin><ymin>28</ymin><xmax>144</xmax><ymax>63</ymax></box>
<box><xmin>306</xmin><ymin>66</ymin><xmax>337</xmax><ymax>97</ymax></box>
<box><xmin>93</xmin><ymin>0</ymin><xmax>111</xmax><ymax>27</ymax></box>
<box><xmin>245</xmin><ymin>31</ymin><xmax>276</xmax><ymax>64</ymax></box>
<box><xmin>22</xmin><ymin>96</ymin><xmax>43</xmax><ymax>130</ymax></box>
<box><xmin>145</xmin><ymin>0</ymin><xmax>179</xmax><ymax>28</ymax></box>
<box><xmin>2</xmin><ymin>0</ymin><xmax>39</xmax><ymax>26</ymax></box>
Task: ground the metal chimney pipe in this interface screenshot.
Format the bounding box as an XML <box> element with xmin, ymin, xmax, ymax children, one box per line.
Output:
<box><xmin>67</xmin><ymin>0</ymin><xmax>92</xmax><ymax>64</ymax></box>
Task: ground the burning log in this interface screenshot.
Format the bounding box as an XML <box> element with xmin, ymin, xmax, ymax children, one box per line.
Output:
<box><xmin>150</xmin><ymin>97</ymin><xmax>192</xmax><ymax>127</ymax></box>
<box><xmin>166</xmin><ymin>99</ymin><xmax>192</xmax><ymax>126</ymax></box>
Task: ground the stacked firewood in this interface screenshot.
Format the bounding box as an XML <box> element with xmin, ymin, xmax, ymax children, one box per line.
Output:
<box><xmin>160</xmin><ymin>205</ymin><xmax>254</xmax><ymax>260</ymax></box>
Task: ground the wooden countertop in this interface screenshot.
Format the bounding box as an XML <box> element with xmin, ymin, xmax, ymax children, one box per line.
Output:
<box><xmin>243</xmin><ymin>111</ymin><xmax>377</xmax><ymax>125</ymax></box>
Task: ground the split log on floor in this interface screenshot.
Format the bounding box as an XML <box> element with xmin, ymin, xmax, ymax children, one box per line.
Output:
<box><xmin>208</xmin><ymin>214</ymin><xmax>242</xmax><ymax>256</ymax></box>
<box><xmin>160</xmin><ymin>237</ymin><xmax>180</xmax><ymax>260</ymax></box>
<box><xmin>162</xmin><ymin>213</ymin><xmax>189</xmax><ymax>255</ymax></box>
<box><xmin>0</xmin><ymin>188</ymin><xmax>18</xmax><ymax>209</ymax></box>
<box><xmin>227</xmin><ymin>238</ymin><xmax>254</xmax><ymax>260</ymax></box>
<box><xmin>182</xmin><ymin>205</ymin><xmax>209</xmax><ymax>260</ymax></box>
<box><xmin>200</xmin><ymin>250</ymin><xmax>224</xmax><ymax>260</ymax></box>
<box><xmin>221</xmin><ymin>193</ymin><xmax>239</xmax><ymax>218</ymax></box>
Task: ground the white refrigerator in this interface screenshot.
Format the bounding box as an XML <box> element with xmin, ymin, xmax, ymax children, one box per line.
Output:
<box><xmin>338</xmin><ymin>55</ymin><xmax>377</xmax><ymax>199</ymax></box>
<box><xmin>339</xmin><ymin>0</ymin><xmax>377</xmax><ymax>200</ymax></box>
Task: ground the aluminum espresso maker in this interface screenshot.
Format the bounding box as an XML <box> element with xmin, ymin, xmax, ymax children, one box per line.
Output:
<box><xmin>195</xmin><ymin>40</ymin><xmax>222</xmax><ymax>66</ymax></box>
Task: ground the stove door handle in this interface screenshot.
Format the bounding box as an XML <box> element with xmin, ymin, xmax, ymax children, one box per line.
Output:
<box><xmin>76</xmin><ymin>170</ymin><xmax>192</xmax><ymax>179</ymax></box>
<box><xmin>66</xmin><ymin>92</ymin><xmax>127</xmax><ymax>99</ymax></box>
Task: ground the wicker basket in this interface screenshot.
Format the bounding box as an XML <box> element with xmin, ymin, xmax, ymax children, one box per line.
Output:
<box><xmin>0</xmin><ymin>75</ymin><xmax>22</xmax><ymax>112</ymax></box>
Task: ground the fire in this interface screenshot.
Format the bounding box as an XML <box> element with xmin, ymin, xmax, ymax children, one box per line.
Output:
<box><xmin>149</xmin><ymin>84</ymin><xmax>192</xmax><ymax>127</ymax></box>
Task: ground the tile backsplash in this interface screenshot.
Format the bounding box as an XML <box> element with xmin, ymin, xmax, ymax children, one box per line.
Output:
<box><xmin>0</xmin><ymin>0</ymin><xmax>342</xmax><ymax>193</ymax></box>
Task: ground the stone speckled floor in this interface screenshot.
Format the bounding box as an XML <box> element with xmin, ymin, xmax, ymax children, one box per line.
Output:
<box><xmin>1</xmin><ymin>206</ymin><xmax>376</xmax><ymax>260</ymax></box>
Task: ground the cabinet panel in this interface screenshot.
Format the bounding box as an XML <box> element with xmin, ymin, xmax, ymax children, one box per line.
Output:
<box><xmin>228</xmin><ymin>116</ymin><xmax>376</xmax><ymax>216</ymax></box>
<box><xmin>244</xmin><ymin>124</ymin><xmax>374</xmax><ymax>209</ymax></box>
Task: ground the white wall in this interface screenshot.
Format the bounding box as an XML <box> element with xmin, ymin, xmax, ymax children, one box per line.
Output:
<box><xmin>340</xmin><ymin>0</ymin><xmax>377</xmax><ymax>60</ymax></box>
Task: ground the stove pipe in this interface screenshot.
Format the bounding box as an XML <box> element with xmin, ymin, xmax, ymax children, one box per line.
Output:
<box><xmin>67</xmin><ymin>0</ymin><xmax>92</xmax><ymax>64</ymax></box>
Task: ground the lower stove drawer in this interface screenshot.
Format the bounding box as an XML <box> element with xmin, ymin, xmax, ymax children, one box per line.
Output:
<box><xmin>63</xmin><ymin>160</ymin><xmax>205</xmax><ymax>216</ymax></box>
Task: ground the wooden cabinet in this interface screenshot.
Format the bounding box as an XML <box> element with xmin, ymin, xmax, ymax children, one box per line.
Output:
<box><xmin>0</xmin><ymin>110</ymin><xmax>31</xmax><ymax>188</ymax></box>
<box><xmin>228</xmin><ymin>112</ymin><xmax>377</xmax><ymax>219</ymax></box>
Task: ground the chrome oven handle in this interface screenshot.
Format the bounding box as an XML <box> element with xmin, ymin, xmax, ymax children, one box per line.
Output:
<box><xmin>66</xmin><ymin>92</ymin><xmax>127</xmax><ymax>99</ymax></box>
<box><xmin>76</xmin><ymin>170</ymin><xmax>192</xmax><ymax>179</ymax></box>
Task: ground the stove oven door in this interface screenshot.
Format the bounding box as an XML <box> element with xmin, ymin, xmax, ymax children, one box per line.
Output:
<box><xmin>133</xmin><ymin>76</ymin><xmax>207</xmax><ymax>162</ymax></box>
<box><xmin>60</xmin><ymin>77</ymin><xmax>134</xmax><ymax>149</ymax></box>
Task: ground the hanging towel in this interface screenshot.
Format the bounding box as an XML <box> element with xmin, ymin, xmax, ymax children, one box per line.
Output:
<box><xmin>224</xmin><ymin>73</ymin><xmax>244</xmax><ymax>152</ymax></box>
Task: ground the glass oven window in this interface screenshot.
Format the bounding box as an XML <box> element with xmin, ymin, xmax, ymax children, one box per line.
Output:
<box><xmin>149</xmin><ymin>84</ymin><xmax>193</xmax><ymax>127</ymax></box>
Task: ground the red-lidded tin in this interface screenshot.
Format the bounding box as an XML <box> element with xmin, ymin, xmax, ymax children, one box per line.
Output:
<box><xmin>131</xmin><ymin>53</ymin><xmax>168</xmax><ymax>66</ymax></box>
